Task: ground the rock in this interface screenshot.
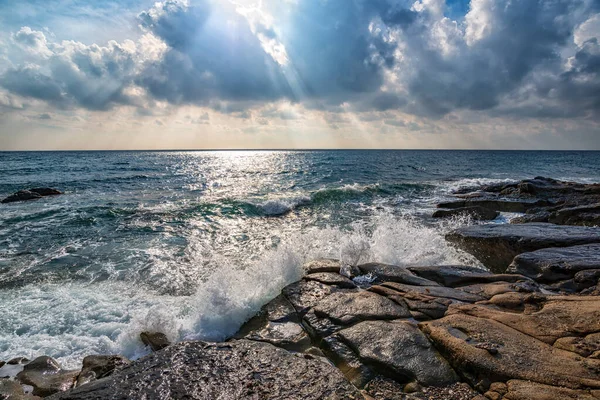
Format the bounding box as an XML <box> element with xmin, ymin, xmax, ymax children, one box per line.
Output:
<box><xmin>507</xmin><ymin>244</ymin><xmax>600</xmax><ymax>283</ymax></box>
<box><xmin>303</xmin><ymin>259</ymin><xmax>341</xmax><ymax>274</ymax></box>
<box><xmin>139</xmin><ymin>332</ymin><xmax>170</xmax><ymax>351</ymax></box>
<box><xmin>510</xmin><ymin>212</ymin><xmax>552</xmax><ymax>224</ymax></box>
<box><xmin>369</xmin><ymin>285</ymin><xmax>456</xmax><ymax>320</ymax></box>
<box><xmin>448</xmin><ymin>295</ymin><xmax>600</xmax><ymax>344</ymax></box>
<box><xmin>433</xmin><ymin>207</ymin><xmax>500</xmax><ymax>221</ymax></box>
<box><xmin>0</xmin><ymin>379</ymin><xmax>25</xmax><ymax>399</ymax></box>
<box><xmin>235</xmin><ymin>294</ymin><xmax>299</xmax><ymax>339</ymax></box>
<box><xmin>574</xmin><ymin>269</ymin><xmax>600</xmax><ymax>289</ymax></box>
<box><xmin>501</xmin><ymin>379</ymin><xmax>600</xmax><ymax>400</ymax></box>
<box><xmin>437</xmin><ymin>199</ymin><xmax>549</xmax><ymax>213</ymax></box>
<box><xmin>16</xmin><ymin>356</ymin><xmax>79</xmax><ymax>397</ymax></box>
<box><xmin>245</xmin><ymin>321</ymin><xmax>311</xmax><ymax>352</ymax></box>
<box><xmin>446</xmin><ymin>223</ymin><xmax>600</xmax><ymax>273</ymax></box>
<box><xmin>457</xmin><ymin>281</ymin><xmax>539</xmax><ymax>299</ymax></box>
<box><xmin>321</xmin><ymin>336</ymin><xmax>375</xmax><ymax>387</ymax></box>
<box><xmin>421</xmin><ymin>313</ymin><xmax>600</xmax><ymax>390</ymax></box>
<box><xmin>304</xmin><ymin>272</ymin><xmax>356</xmax><ymax>289</ymax></box>
<box><xmin>1</xmin><ymin>188</ymin><xmax>62</xmax><ymax>204</ymax></box>
<box><xmin>312</xmin><ymin>291</ymin><xmax>411</xmax><ymax>325</ymax></box>
<box><xmin>550</xmin><ymin>203</ymin><xmax>600</xmax><ymax>227</ymax></box>
<box><xmin>282</xmin><ymin>280</ymin><xmax>343</xmax><ymax>315</ymax></box>
<box><xmin>50</xmin><ymin>340</ymin><xmax>362</xmax><ymax>399</ymax></box>
<box><xmin>378</xmin><ymin>282</ymin><xmax>486</xmax><ymax>303</ymax></box>
<box><xmin>553</xmin><ymin>333</ymin><xmax>600</xmax><ymax>357</ymax></box>
<box><xmin>407</xmin><ymin>265</ymin><xmax>527</xmax><ymax>287</ymax></box>
<box><xmin>357</xmin><ymin>263</ymin><xmax>439</xmax><ymax>286</ymax></box>
<box><xmin>76</xmin><ymin>355</ymin><xmax>130</xmax><ymax>387</ymax></box>
<box><xmin>336</xmin><ymin>320</ymin><xmax>458</xmax><ymax>386</ymax></box>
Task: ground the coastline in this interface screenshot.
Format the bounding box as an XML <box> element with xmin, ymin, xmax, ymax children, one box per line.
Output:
<box><xmin>2</xmin><ymin>176</ymin><xmax>600</xmax><ymax>399</ymax></box>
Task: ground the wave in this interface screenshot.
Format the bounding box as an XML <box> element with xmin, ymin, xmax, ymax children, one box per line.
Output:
<box><xmin>0</xmin><ymin>212</ymin><xmax>478</xmax><ymax>368</ymax></box>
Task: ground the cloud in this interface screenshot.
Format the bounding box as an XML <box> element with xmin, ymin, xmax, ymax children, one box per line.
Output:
<box><xmin>0</xmin><ymin>0</ymin><xmax>599</xmax><ymax>127</ymax></box>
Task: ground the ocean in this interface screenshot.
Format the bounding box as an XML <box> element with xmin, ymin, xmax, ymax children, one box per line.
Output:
<box><xmin>1</xmin><ymin>150</ymin><xmax>600</xmax><ymax>367</ymax></box>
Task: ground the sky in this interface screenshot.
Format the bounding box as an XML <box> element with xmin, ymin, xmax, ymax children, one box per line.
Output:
<box><xmin>0</xmin><ymin>0</ymin><xmax>599</xmax><ymax>150</ymax></box>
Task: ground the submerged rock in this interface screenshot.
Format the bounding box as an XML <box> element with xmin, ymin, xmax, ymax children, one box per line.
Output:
<box><xmin>446</xmin><ymin>223</ymin><xmax>600</xmax><ymax>272</ymax></box>
<box><xmin>16</xmin><ymin>356</ymin><xmax>79</xmax><ymax>397</ymax></box>
<box><xmin>50</xmin><ymin>340</ymin><xmax>361</xmax><ymax>400</ymax></box>
<box><xmin>1</xmin><ymin>188</ymin><xmax>62</xmax><ymax>204</ymax></box>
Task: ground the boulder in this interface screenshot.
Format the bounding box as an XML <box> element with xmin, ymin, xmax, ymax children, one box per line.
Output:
<box><xmin>139</xmin><ymin>332</ymin><xmax>170</xmax><ymax>352</ymax></box>
<box><xmin>336</xmin><ymin>320</ymin><xmax>458</xmax><ymax>387</ymax></box>
<box><xmin>302</xmin><ymin>259</ymin><xmax>341</xmax><ymax>274</ymax></box>
<box><xmin>507</xmin><ymin>244</ymin><xmax>600</xmax><ymax>283</ymax></box>
<box><xmin>421</xmin><ymin>313</ymin><xmax>600</xmax><ymax>390</ymax></box>
<box><xmin>282</xmin><ymin>280</ymin><xmax>344</xmax><ymax>315</ymax></box>
<box><xmin>446</xmin><ymin>223</ymin><xmax>600</xmax><ymax>273</ymax></box>
<box><xmin>320</xmin><ymin>336</ymin><xmax>375</xmax><ymax>387</ymax></box>
<box><xmin>76</xmin><ymin>355</ymin><xmax>130</xmax><ymax>387</ymax></box>
<box><xmin>357</xmin><ymin>263</ymin><xmax>439</xmax><ymax>286</ymax></box>
<box><xmin>16</xmin><ymin>356</ymin><xmax>79</xmax><ymax>397</ymax></box>
<box><xmin>433</xmin><ymin>207</ymin><xmax>499</xmax><ymax>221</ymax></box>
<box><xmin>304</xmin><ymin>272</ymin><xmax>356</xmax><ymax>289</ymax></box>
<box><xmin>49</xmin><ymin>340</ymin><xmax>362</xmax><ymax>399</ymax></box>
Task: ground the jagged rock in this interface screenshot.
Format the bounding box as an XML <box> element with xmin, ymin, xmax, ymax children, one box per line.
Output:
<box><xmin>76</xmin><ymin>355</ymin><xmax>130</xmax><ymax>387</ymax></box>
<box><xmin>282</xmin><ymin>279</ymin><xmax>344</xmax><ymax>315</ymax></box>
<box><xmin>500</xmin><ymin>379</ymin><xmax>600</xmax><ymax>400</ymax></box>
<box><xmin>1</xmin><ymin>188</ymin><xmax>62</xmax><ymax>204</ymax></box>
<box><xmin>302</xmin><ymin>259</ymin><xmax>341</xmax><ymax>274</ymax></box>
<box><xmin>432</xmin><ymin>207</ymin><xmax>499</xmax><ymax>221</ymax></box>
<box><xmin>16</xmin><ymin>356</ymin><xmax>79</xmax><ymax>397</ymax></box>
<box><xmin>407</xmin><ymin>265</ymin><xmax>527</xmax><ymax>287</ymax></box>
<box><xmin>304</xmin><ymin>272</ymin><xmax>356</xmax><ymax>288</ymax></box>
<box><xmin>378</xmin><ymin>282</ymin><xmax>486</xmax><ymax>303</ymax></box>
<box><xmin>553</xmin><ymin>333</ymin><xmax>600</xmax><ymax>357</ymax></box>
<box><xmin>437</xmin><ymin>199</ymin><xmax>549</xmax><ymax>213</ymax></box>
<box><xmin>336</xmin><ymin>320</ymin><xmax>458</xmax><ymax>386</ymax></box>
<box><xmin>357</xmin><ymin>263</ymin><xmax>439</xmax><ymax>286</ymax></box>
<box><xmin>50</xmin><ymin>340</ymin><xmax>362</xmax><ymax>399</ymax></box>
<box><xmin>312</xmin><ymin>291</ymin><xmax>411</xmax><ymax>325</ymax></box>
<box><xmin>421</xmin><ymin>313</ymin><xmax>600</xmax><ymax>390</ymax></box>
<box><xmin>446</xmin><ymin>223</ymin><xmax>600</xmax><ymax>273</ymax></box>
<box><xmin>507</xmin><ymin>244</ymin><xmax>600</xmax><ymax>283</ymax></box>
<box><xmin>448</xmin><ymin>295</ymin><xmax>600</xmax><ymax>344</ymax></box>
<box><xmin>139</xmin><ymin>332</ymin><xmax>170</xmax><ymax>351</ymax></box>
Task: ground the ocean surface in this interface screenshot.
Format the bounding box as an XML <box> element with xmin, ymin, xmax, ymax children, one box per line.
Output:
<box><xmin>1</xmin><ymin>150</ymin><xmax>600</xmax><ymax>367</ymax></box>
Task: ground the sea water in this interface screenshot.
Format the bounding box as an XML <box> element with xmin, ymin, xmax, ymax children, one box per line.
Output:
<box><xmin>1</xmin><ymin>150</ymin><xmax>599</xmax><ymax>367</ymax></box>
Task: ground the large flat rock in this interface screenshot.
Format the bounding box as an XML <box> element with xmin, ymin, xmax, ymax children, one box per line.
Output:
<box><xmin>507</xmin><ymin>244</ymin><xmax>600</xmax><ymax>282</ymax></box>
<box><xmin>421</xmin><ymin>313</ymin><xmax>600</xmax><ymax>390</ymax></box>
<box><xmin>50</xmin><ymin>340</ymin><xmax>361</xmax><ymax>400</ymax></box>
<box><xmin>446</xmin><ymin>223</ymin><xmax>600</xmax><ymax>272</ymax></box>
<box><xmin>336</xmin><ymin>320</ymin><xmax>458</xmax><ymax>387</ymax></box>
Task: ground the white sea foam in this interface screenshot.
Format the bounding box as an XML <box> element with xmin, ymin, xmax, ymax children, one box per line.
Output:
<box><xmin>0</xmin><ymin>213</ymin><xmax>477</xmax><ymax>369</ymax></box>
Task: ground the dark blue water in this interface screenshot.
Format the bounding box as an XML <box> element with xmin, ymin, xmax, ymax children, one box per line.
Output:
<box><xmin>1</xmin><ymin>150</ymin><xmax>599</xmax><ymax>366</ymax></box>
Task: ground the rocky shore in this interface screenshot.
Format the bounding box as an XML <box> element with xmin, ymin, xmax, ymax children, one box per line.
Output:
<box><xmin>2</xmin><ymin>177</ymin><xmax>600</xmax><ymax>400</ymax></box>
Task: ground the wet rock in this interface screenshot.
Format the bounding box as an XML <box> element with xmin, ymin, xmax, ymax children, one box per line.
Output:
<box><xmin>304</xmin><ymin>272</ymin><xmax>356</xmax><ymax>289</ymax></box>
<box><xmin>507</xmin><ymin>244</ymin><xmax>600</xmax><ymax>283</ymax></box>
<box><xmin>553</xmin><ymin>333</ymin><xmax>600</xmax><ymax>357</ymax></box>
<box><xmin>282</xmin><ymin>279</ymin><xmax>342</xmax><ymax>315</ymax></box>
<box><xmin>139</xmin><ymin>332</ymin><xmax>170</xmax><ymax>352</ymax></box>
<box><xmin>336</xmin><ymin>320</ymin><xmax>458</xmax><ymax>386</ymax></box>
<box><xmin>446</xmin><ymin>223</ymin><xmax>600</xmax><ymax>273</ymax></box>
<box><xmin>550</xmin><ymin>203</ymin><xmax>600</xmax><ymax>227</ymax></box>
<box><xmin>7</xmin><ymin>359</ymin><xmax>28</xmax><ymax>366</ymax></box>
<box><xmin>437</xmin><ymin>199</ymin><xmax>549</xmax><ymax>213</ymax></box>
<box><xmin>421</xmin><ymin>313</ymin><xmax>600</xmax><ymax>390</ymax></box>
<box><xmin>50</xmin><ymin>340</ymin><xmax>362</xmax><ymax>400</ymax></box>
<box><xmin>378</xmin><ymin>282</ymin><xmax>486</xmax><ymax>303</ymax></box>
<box><xmin>574</xmin><ymin>269</ymin><xmax>600</xmax><ymax>289</ymax></box>
<box><xmin>16</xmin><ymin>356</ymin><xmax>79</xmax><ymax>397</ymax></box>
<box><xmin>457</xmin><ymin>281</ymin><xmax>539</xmax><ymax>300</ymax></box>
<box><xmin>433</xmin><ymin>207</ymin><xmax>499</xmax><ymax>221</ymax></box>
<box><xmin>357</xmin><ymin>263</ymin><xmax>439</xmax><ymax>286</ymax></box>
<box><xmin>312</xmin><ymin>290</ymin><xmax>411</xmax><ymax>325</ymax></box>
<box><xmin>321</xmin><ymin>336</ymin><xmax>375</xmax><ymax>387</ymax></box>
<box><xmin>245</xmin><ymin>321</ymin><xmax>311</xmax><ymax>352</ymax></box>
<box><xmin>235</xmin><ymin>294</ymin><xmax>300</xmax><ymax>340</ymax></box>
<box><xmin>407</xmin><ymin>265</ymin><xmax>527</xmax><ymax>287</ymax></box>
<box><xmin>302</xmin><ymin>259</ymin><xmax>341</xmax><ymax>274</ymax></box>
<box><xmin>1</xmin><ymin>188</ymin><xmax>62</xmax><ymax>204</ymax></box>
<box><xmin>76</xmin><ymin>355</ymin><xmax>130</xmax><ymax>387</ymax></box>
<box><xmin>0</xmin><ymin>379</ymin><xmax>25</xmax><ymax>399</ymax></box>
